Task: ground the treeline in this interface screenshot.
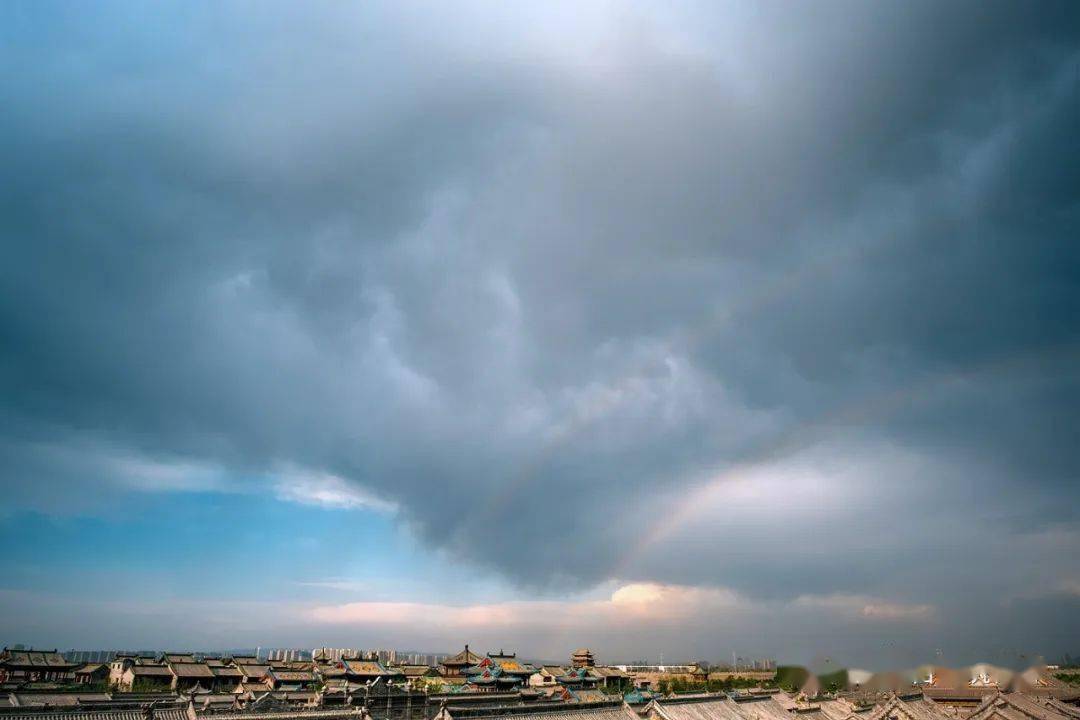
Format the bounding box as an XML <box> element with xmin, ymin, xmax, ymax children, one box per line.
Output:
<box><xmin>656</xmin><ymin>675</ymin><xmax>778</xmax><ymax>695</ymax></box>
<box><xmin>774</xmin><ymin>666</ymin><xmax>847</xmax><ymax>694</ymax></box>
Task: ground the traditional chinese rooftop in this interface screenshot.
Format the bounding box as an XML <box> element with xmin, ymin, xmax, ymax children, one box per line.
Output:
<box><xmin>444</xmin><ymin>651</ymin><xmax>486</xmax><ymax>669</ymax></box>
<box><xmin>163</xmin><ymin>656</ymin><xmax>197</xmax><ymax>665</ymax></box>
<box><xmin>967</xmin><ymin>692</ymin><xmax>1080</xmax><ymax>720</ymax></box>
<box><xmin>642</xmin><ymin>693</ymin><xmax>743</xmax><ymax>720</ymax></box>
<box><xmin>435</xmin><ymin>699</ymin><xmax>638</xmax><ymax>720</ymax></box>
<box><xmin>0</xmin><ymin>652</ymin><xmax>77</xmax><ymax>670</ymax></box>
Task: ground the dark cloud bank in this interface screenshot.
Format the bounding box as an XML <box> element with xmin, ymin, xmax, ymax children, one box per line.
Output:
<box><xmin>2</xmin><ymin>1</ymin><xmax>1079</xmax><ymax>664</ymax></box>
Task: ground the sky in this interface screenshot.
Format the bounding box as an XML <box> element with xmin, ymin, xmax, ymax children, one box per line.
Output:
<box><xmin>1</xmin><ymin>0</ymin><xmax>1079</xmax><ymax>670</ymax></box>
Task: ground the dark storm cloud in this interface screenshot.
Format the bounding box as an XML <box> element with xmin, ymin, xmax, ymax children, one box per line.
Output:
<box><xmin>1</xmin><ymin>0</ymin><xmax>1079</xmax><ymax>661</ymax></box>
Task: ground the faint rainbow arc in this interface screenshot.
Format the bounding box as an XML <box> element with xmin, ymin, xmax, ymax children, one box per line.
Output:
<box><xmin>608</xmin><ymin>339</ymin><xmax>1080</xmax><ymax>580</ymax></box>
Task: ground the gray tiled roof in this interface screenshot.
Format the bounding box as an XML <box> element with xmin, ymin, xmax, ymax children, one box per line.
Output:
<box><xmin>74</xmin><ymin>664</ymin><xmax>108</xmax><ymax>675</ymax></box>
<box><xmin>646</xmin><ymin>695</ymin><xmax>745</xmax><ymax>720</ymax></box>
<box><xmin>272</xmin><ymin>670</ymin><xmax>316</xmax><ymax>682</ymax></box>
<box><xmin>131</xmin><ymin>666</ymin><xmax>174</xmax><ymax>677</ymax></box>
<box><xmin>9</xmin><ymin>694</ymin><xmax>98</xmax><ymax>707</ymax></box>
<box><xmin>0</xmin><ymin>650</ymin><xmax>76</xmax><ymax>668</ymax></box>
<box><xmin>211</xmin><ymin>667</ymin><xmax>242</xmax><ymax>677</ymax></box>
<box><xmin>439</xmin><ymin>700</ymin><xmax>639</xmax><ymax>720</ymax></box>
<box><xmin>0</xmin><ymin>702</ymin><xmax>190</xmax><ymax>720</ymax></box>
<box><xmin>1</xmin><ymin>711</ymin><xmax>190</xmax><ymax>720</ymax></box>
<box><xmin>222</xmin><ymin>710</ymin><xmax>367</xmax><ymax>720</ymax></box>
<box><xmin>170</xmin><ymin>663</ymin><xmax>214</xmax><ymax>678</ymax></box>
<box><xmin>861</xmin><ymin>694</ymin><xmax>953</xmax><ymax>720</ymax></box>
<box><xmin>967</xmin><ymin>693</ymin><xmax>1080</xmax><ymax>720</ymax></box>
<box><xmin>1041</xmin><ymin>700</ymin><xmax>1080</xmax><ymax>720</ymax></box>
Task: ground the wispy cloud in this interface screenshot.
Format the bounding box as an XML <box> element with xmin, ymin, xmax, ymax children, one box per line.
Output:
<box><xmin>309</xmin><ymin>582</ymin><xmax>741</xmax><ymax>628</ymax></box>
<box><xmin>110</xmin><ymin>455</ymin><xmax>228</xmax><ymax>492</ymax></box>
<box><xmin>793</xmin><ymin>594</ymin><xmax>936</xmax><ymax>622</ymax></box>
<box><xmin>296</xmin><ymin>579</ymin><xmax>371</xmax><ymax>592</ymax></box>
<box><xmin>310</xmin><ymin>583</ymin><xmax>933</xmax><ymax>630</ymax></box>
<box><xmin>273</xmin><ymin>467</ymin><xmax>397</xmax><ymax>513</ymax></box>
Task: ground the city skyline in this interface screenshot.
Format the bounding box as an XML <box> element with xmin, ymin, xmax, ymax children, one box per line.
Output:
<box><xmin>19</xmin><ymin>646</ymin><xmax>780</xmax><ymax>671</ymax></box>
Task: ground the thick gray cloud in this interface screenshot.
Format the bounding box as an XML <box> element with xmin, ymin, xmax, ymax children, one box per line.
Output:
<box><xmin>2</xmin><ymin>0</ymin><xmax>1079</xmax><ymax>663</ymax></box>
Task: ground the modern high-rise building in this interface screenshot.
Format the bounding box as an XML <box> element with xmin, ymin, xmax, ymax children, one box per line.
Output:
<box><xmin>64</xmin><ymin>650</ymin><xmax>119</xmax><ymax>663</ymax></box>
<box><xmin>312</xmin><ymin>648</ymin><xmax>361</xmax><ymax>662</ymax></box>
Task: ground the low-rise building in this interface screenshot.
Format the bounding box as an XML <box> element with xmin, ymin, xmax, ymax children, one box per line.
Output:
<box><xmin>236</xmin><ymin>681</ymin><xmax>274</xmax><ymax>699</ymax></box>
<box><xmin>168</xmin><ymin>662</ymin><xmax>215</xmax><ymax>693</ymax></box>
<box><xmin>236</xmin><ymin>664</ymin><xmax>273</xmax><ymax>687</ymax></box>
<box><xmin>530</xmin><ymin>668</ymin><xmax>566</xmax><ymax>688</ymax></box>
<box><xmin>118</xmin><ymin>663</ymin><xmax>174</xmax><ymax>692</ymax></box>
<box><xmin>0</xmin><ymin>648</ymin><xmax>80</xmax><ymax>685</ymax></box>
<box><xmin>162</xmin><ymin>654</ymin><xmax>198</xmax><ymax>664</ymax></box>
<box><xmin>73</xmin><ymin>663</ymin><xmax>110</xmax><ymax>685</ymax></box>
<box><xmin>588</xmin><ymin>668</ymin><xmax>631</xmax><ymax>692</ymax></box>
<box><xmin>108</xmin><ymin>654</ymin><xmax>157</xmax><ymax>688</ymax></box>
<box><xmin>266</xmin><ymin>668</ymin><xmax>318</xmax><ymax>691</ymax></box>
<box><xmin>209</xmin><ymin>665</ymin><xmax>243</xmax><ymax>692</ymax></box>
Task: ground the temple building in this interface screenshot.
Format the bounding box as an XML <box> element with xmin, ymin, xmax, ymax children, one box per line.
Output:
<box><xmin>571</xmin><ymin>650</ymin><xmax>595</xmax><ymax>669</ymax></box>
<box><xmin>398</xmin><ymin>665</ymin><xmax>442</xmax><ymax>690</ymax></box>
<box><xmin>440</xmin><ymin>646</ymin><xmax>484</xmax><ymax>680</ymax></box>
<box><xmin>464</xmin><ymin>652</ymin><xmax>537</xmax><ymax>692</ymax></box>
<box><xmin>266</xmin><ymin>667</ymin><xmax>319</xmax><ymax>690</ymax></box>
<box><xmin>555</xmin><ymin>668</ymin><xmax>601</xmax><ymax>690</ymax></box>
<box><xmin>342</xmin><ymin>658</ymin><xmax>404</xmax><ymax>684</ymax></box>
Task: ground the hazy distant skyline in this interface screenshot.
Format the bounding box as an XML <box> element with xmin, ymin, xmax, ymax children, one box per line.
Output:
<box><xmin>1</xmin><ymin>0</ymin><xmax>1079</xmax><ymax>669</ymax></box>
